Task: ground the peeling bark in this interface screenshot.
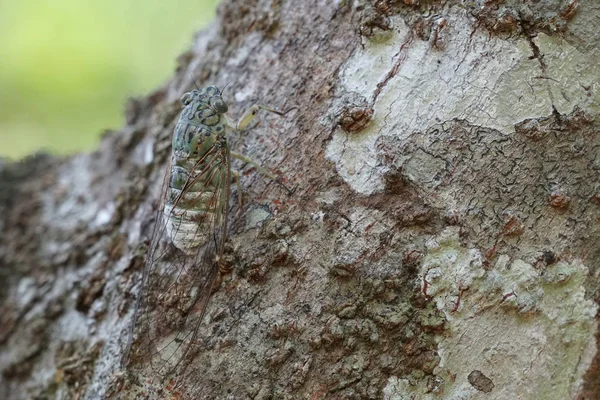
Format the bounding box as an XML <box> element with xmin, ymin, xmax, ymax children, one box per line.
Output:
<box><xmin>1</xmin><ymin>1</ymin><xmax>599</xmax><ymax>399</ymax></box>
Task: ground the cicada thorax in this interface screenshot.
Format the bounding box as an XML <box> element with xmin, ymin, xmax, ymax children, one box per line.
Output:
<box><xmin>164</xmin><ymin>91</ymin><xmax>229</xmax><ymax>255</ymax></box>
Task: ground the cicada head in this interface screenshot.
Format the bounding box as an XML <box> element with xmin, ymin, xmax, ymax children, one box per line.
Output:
<box><xmin>181</xmin><ymin>86</ymin><xmax>228</xmax><ymax>114</ymax></box>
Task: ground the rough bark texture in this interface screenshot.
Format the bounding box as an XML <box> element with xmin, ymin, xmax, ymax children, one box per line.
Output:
<box><xmin>1</xmin><ymin>1</ymin><xmax>599</xmax><ymax>399</ymax></box>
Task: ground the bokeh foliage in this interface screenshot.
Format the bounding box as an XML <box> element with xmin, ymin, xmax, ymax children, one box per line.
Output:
<box><xmin>0</xmin><ymin>0</ymin><xmax>219</xmax><ymax>158</ymax></box>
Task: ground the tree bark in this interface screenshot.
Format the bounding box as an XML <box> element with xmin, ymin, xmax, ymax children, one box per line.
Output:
<box><xmin>1</xmin><ymin>1</ymin><xmax>599</xmax><ymax>399</ymax></box>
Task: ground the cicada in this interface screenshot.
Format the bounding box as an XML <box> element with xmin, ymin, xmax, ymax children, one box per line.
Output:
<box><xmin>124</xmin><ymin>85</ymin><xmax>290</xmax><ymax>381</ymax></box>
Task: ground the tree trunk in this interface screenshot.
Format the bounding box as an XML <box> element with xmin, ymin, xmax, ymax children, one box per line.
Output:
<box><xmin>1</xmin><ymin>1</ymin><xmax>599</xmax><ymax>399</ymax></box>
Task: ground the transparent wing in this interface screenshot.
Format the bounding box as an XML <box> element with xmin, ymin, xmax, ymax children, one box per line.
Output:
<box><xmin>125</xmin><ymin>140</ymin><xmax>231</xmax><ymax>382</ymax></box>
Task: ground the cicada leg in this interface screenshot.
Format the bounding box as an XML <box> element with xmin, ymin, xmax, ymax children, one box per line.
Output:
<box><xmin>231</xmin><ymin>151</ymin><xmax>280</xmax><ymax>183</ymax></box>
<box><xmin>231</xmin><ymin>151</ymin><xmax>293</xmax><ymax>195</ymax></box>
<box><xmin>226</xmin><ymin>104</ymin><xmax>297</xmax><ymax>132</ymax></box>
<box><xmin>226</xmin><ymin>103</ymin><xmax>297</xmax><ymax>195</ymax></box>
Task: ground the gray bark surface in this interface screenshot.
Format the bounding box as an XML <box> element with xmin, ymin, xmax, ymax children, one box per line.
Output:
<box><xmin>1</xmin><ymin>1</ymin><xmax>599</xmax><ymax>399</ymax></box>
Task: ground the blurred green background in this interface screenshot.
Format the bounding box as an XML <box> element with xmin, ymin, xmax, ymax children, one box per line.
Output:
<box><xmin>0</xmin><ymin>0</ymin><xmax>219</xmax><ymax>159</ymax></box>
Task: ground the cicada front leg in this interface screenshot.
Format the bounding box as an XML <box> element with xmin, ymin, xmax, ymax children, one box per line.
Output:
<box><xmin>226</xmin><ymin>104</ymin><xmax>296</xmax><ymax>132</ymax></box>
<box><xmin>226</xmin><ymin>104</ymin><xmax>296</xmax><ymax>194</ymax></box>
<box><xmin>230</xmin><ymin>151</ymin><xmax>281</xmax><ymax>183</ymax></box>
<box><xmin>230</xmin><ymin>151</ymin><xmax>293</xmax><ymax>195</ymax></box>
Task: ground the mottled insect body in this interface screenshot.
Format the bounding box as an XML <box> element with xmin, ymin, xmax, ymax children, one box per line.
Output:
<box><xmin>165</xmin><ymin>86</ymin><xmax>230</xmax><ymax>253</ymax></box>
<box><xmin>124</xmin><ymin>84</ymin><xmax>291</xmax><ymax>386</ymax></box>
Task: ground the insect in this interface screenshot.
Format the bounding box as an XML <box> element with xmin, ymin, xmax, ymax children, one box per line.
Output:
<box><xmin>123</xmin><ymin>85</ymin><xmax>292</xmax><ymax>381</ymax></box>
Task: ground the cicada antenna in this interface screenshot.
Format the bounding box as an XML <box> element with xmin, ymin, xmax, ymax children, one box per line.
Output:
<box><xmin>221</xmin><ymin>81</ymin><xmax>232</xmax><ymax>99</ymax></box>
<box><xmin>187</xmin><ymin>71</ymin><xmax>200</xmax><ymax>90</ymax></box>
<box><xmin>282</xmin><ymin>105</ymin><xmax>299</xmax><ymax>116</ymax></box>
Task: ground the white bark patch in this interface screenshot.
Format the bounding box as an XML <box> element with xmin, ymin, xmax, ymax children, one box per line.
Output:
<box><xmin>385</xmin><ymin>227</ymin><xmax>598</xmax><ymax>399</ymax></box>
<box><xmin>245</xmin><ymin>205</ymin><xmax>272</xmax><ymax>228</ymax></box>
<box><xmin>327</xmin><ymin>9</ymin><xmax>600</xmax><ymax>195</ymax></box>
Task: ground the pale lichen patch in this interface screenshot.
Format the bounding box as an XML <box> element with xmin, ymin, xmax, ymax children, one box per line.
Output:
<box><xmin>402</xmin><ymin>148</ymin><xmax>448</xmax><ymax>190</ymax></box>
<box><xmin>328</xmin><ymin>9</ymin><xmax>600</xmax><ymax>195</ymax></box>
<box><xmin>386</xmin><ymin>227</ymin><xmax>598</xmax><ymax>399</ymax></box>
<box><xmin>245</xmin><ymin>205</ymin><xmax>273</xmax><ymax>229</ymax></box>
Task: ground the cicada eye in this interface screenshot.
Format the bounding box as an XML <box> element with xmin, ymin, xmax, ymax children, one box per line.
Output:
<box><xmin>210</xmin><ymin>97</ymin><xmax>228</xmax><ymax>114</ymax></box>
<box><xmin>180</xmin><ymin>92</ymin><xmax>194</xmax><ymax>106</ymax></box>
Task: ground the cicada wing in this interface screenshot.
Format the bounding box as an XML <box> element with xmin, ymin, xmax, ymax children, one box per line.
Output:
<box><xmin>126</xmin><ymin>141</ymin><xmax>231</xmax><ymax>382</ymax></box>
<box><xmin>123</xmin><ymin>156</ymin><xmax>172</xmax><ymax>369</ymax></box>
